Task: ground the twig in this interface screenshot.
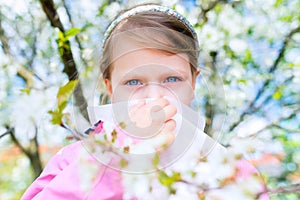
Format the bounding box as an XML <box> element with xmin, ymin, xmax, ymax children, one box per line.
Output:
<box><xmin>247</xmin><ymin>107</ymin><xmax>300</xmax><ymax>136</ymax></box>
<box><xmin>60</xmin><ymin>122</ymin><xmax>82</xmax><ymax>140</ymax></box>
<box><xmin>7</xmin><ymin>127</ymin><xmax>31</xmax><ymax>158</ymax></box>
<box><xmin>0</xmin><ymin>12</ymin><xmax>10</xmax><ymax>55</ymax></box>
<box><xmin>268</xmin><ymin>183</ymin><xmax>300</xmax><ymax>194</ymax></box>
<box><xmin>229</xmin><ymin>26</ymin><xmax>300</xmax><ymax>132</ymax></box>
<box><xmin>273</xmin><ymin>124</ymin><xmax>300</xmax><ymax>133</ymax></box>
<box><xmin>0</xmin><ymin>10</ymin><xmax>35</xmax><ymax>88</ymax></box>
<box><xmin>0</xmin><ymin>127</ymin><xmax>14</xmax><ymax>139</ymax></box>
<box><xmin>198</xmin><ymin>0</ymin><xmax>227</xmax><ymax>24</ymax></box>
<box><xmin>62</xmin><ymin>0</ymin><xmax>89</xmax><ymax>68</ymax></box>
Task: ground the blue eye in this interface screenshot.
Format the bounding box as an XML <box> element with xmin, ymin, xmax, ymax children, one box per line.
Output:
<box><xmin>165</xmin><ymin>77</ymin><xmax>181</xmax><ymax>83</ymax></box>
<box><xmin>125</xmin><ymin>79</ymin><xmax>142</xmax><ymax>86</ymax></box>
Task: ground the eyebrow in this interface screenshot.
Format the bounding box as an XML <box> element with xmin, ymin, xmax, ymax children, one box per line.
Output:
<box><xmin>121</xmin><ymin>68</ymin><xmax>189</xmax><ymax>81</ymax></box>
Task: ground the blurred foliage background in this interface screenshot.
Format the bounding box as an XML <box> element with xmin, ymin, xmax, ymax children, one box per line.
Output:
<box><xmin>0</xmin><ymin>0</ymin><xmax>299</xmax><ymax>199</ymax></box>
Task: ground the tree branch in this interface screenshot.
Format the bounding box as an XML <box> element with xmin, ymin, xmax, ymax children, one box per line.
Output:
<box><xmin>7</xmin><ymin>127</ymin><xmax>31</xmax><ymax>158</ymax></box>
<box><xmin>198</xmin><ymin>0</ymin><xmax>236</xmax><ymax>24</ymax></box>
<box><xmin>16</xmin><ymin>65</ymin><xmax>35</xmax><ymax>88</ymax></box>
<box><xmin>1</xmin><ymin>8</ymin><xmax>44</xmax><ymax>177</ymax></box>
<box><xmin>39</xmin><ymin>0</ymin><xmax>88</xmax><ymax>120</ymax></box>
<box><xmin>204</xmin><ymin>51</ymin><xmax>218</xmax><ymax>136</ymax></box>
<box><xmin>246</xmin><ymin>107</ymin><xmax>300</xmax><ymax>136</ymax></box>
<box><xmin>198</xmin><ymin>0</ymin><xmax>222</xmax><ymax>23</ymax></box>
<box><xmin>250</xmin><ymin>26</ymin><xmax>300</xmax><ymax>107</ymax></box>
<box><xmin>0</xmin><ymin>12</ymin><xmax>10</xmax><ymax>55</ymax></box>
<box><xmin>28</xmin><ymin>125</ymin><xmax>43</xmax><ymax>177</ymax></box>
<box><xmin>228</xmin><ymin>26</ymin><xmax>300</xmax><ymax>132</ymax></box>
<box><xmin>27</xmin><ymin>16</ymin><xmax>39</xmax><ymax>72</ymax></box>
<box><xmin>62</xmin><ymin>0</ymin><xmax>89</xmax><ymax>68</ymax></box>
<box><xmin>273</xmin><ymin>124</ymin><xmax>300</xmax><ymax>133</ymax></box>
<box><xmin>39</xmin><ymin>0</ymin><xmax>64</xmax><ymax>32</ymax></box>
<box><xmin>258</xmin><ymin>75</ymin><xmax>294</xmax><ymax>111</ymax></box>
<box><xmin>0</xmin><ymin>11</ymin><xmax>35</xmax><ymax>88</ymax></box>
<box><xmin>0</xmin><ymin>127</ymin><xmax>13</xmax><ymax>139</ymax></box>
<box><xmin>268</xmin><ymin>183</ymin><xmax>300</xmax><ymax>195</ymax></box>
<box><xmin>4</xmin><ymin>125</ymin><xmax>43</xmax><ymax>178</ymax></box>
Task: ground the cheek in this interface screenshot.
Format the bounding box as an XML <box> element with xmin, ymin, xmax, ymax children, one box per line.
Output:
<box><xmin>169</xmin><ymin>83</ymin><xmax>194</xmax><ymax>106</ymax></box>
<box><xmin>111</xmin><ymin>86</ymin><xmax>133</xmax><ymax>103</ymax></box>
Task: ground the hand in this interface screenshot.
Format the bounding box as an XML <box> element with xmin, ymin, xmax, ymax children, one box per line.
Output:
<box><xmin>127</xmin><ymin>98</ymin><xmax>177</xmax><ymax>139</ymax></box>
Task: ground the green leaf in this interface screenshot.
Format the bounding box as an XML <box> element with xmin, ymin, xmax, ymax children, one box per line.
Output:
<box><xmin>58</xmin><ymin>101</ymin><xmax>68</xmax><ymax>112</ymax></box>
<box><xmin>98</xmin><ymin>0</ymin><xmax>109</xmax><ymax>16</ymax></box>
<box><xmin>238</xmin><ymin>79</ymin><xmax>247</xmax><ymax>84</ymax></box>
<box><xmin>158</xmin><ymin>171</ymin><xmax>181</xmax><ymax>187</ymax></box>
<box><xmin>245</xmin><ymin>48</ymin><xmax>252</xmax><ymax>61</ymax></box>
<box><xmin>279</xmin><ymin>15</ymin><xmax>293</xmax><ymax>22</ymax></box>
<box><xmin>272</xmin><ymin>86</ymin><xmax>283</xmax><ymax>100</ymax></box>
<box><xmin>20</xmin><ymin>88</ymin><xmax>31</xmax><ymax>94</ymax></box>
<box><xmin>119</xmin><ymin>158</ymin><xmax>128</xmax><ymax>168</ymax></box>
<box><xmin>48</xmin><ymin>110</ymin><xmax>64</xmax><ymax>125</ymax></box>
<box><xmin>56</xmin><ymin>31</ymin><xmax>66</xmax><ymax>55</ymax></box>
<box><xmin>65</xmin><ymin>28</ymin><xmax>81</xmax><ymax>39</ymax></box>
<box><xmin>214</xmin><ymin>4</ymin><xmax>222</xmax><ymax>13</ymax></box>
<box><xmin>287</xmin><ymin>63</ymin><xmax>295</xmax><ymax>68</ymax></box>
<box><xmin>159</xmin><ymin>171</ymin><xmax>171</xmax><ymax>186</ymax></box>
<box><xmin>58</xmin><ymin>31</ymin><xmax>65</xmax><ymax>41</ymax></box>
<box><xmin>189</xmin><ymin>171</ymin><xmax>197</xmax><ymax>178</ymax></box>
<box><xmin>152</xmin><ymin>153</ymin><xmax>160</xmax><ymax>167</ymax></box>
<box><xmin>57</xmin><ymin>80</ymin><xmax>79</xmax><ymax>111</ymax></box>
<box><xmin>111</xmin><ymin>129</ymin><xmax>117</xmax><ymax>143</ymax></box>
<box><xmin>274</xmin><ymin>0</ymin><xmax>283</xmax><ymax>8</ymax></box>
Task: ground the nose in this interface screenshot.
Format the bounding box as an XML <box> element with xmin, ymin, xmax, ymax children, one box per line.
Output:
<box><xmin>131</xmin><ymin>83</ymin><xmax>174</xmax><ymax>101</ymax></box>
<box><xmin>144</xmin><ymin>83</ymin><xmax>164</xmax><ymax>99</ymax></box>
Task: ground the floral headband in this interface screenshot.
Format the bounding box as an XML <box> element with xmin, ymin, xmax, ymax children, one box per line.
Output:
<box><xmin>102</xmin><ymin>4</ymin><xmax>198</xmax><ymax>49</ymax></box>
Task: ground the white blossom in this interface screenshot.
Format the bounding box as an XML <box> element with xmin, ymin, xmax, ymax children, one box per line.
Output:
<box><xmin>9</xmin><ymin>87</ymin><xmax>58</xmax><ymax>143</ymax></box>
<box><xmin>197</xmin><ymin>24</ymin><xmax>225</xmax><ymax>52</ymax></box>
<box><xmin>229</xmin><ymin>38</ymin><xmax>248</xmax><ymax>56</ymax></box>
<box><xmin>206</xmin><ymin>184</ymin><xmax>254</xmax><ymax>200</ymax></box>
<box><xmin>122</xmin><ymin>173</ymin><xmax>153</xmax><ymax>200</ymax></box>
<box><xmin>103</xmin><ymin>2</ymin><xmax>123</xmax><ymax>20</ymax></box>
<box><xmin>78</xmin><ymin>147</ymin><xmax>102</xmax><ymax>192</ymax></box>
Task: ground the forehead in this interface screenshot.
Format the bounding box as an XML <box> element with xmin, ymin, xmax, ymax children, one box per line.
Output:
<box><xmin>110</xmin><ymin>28</ymin><xmax>171</xmax><ymax>57</ymax></box>
<box><xmin>112</xmin><ymin>48</ymin><xmax>190</xmax><ymax>76</ymax></box>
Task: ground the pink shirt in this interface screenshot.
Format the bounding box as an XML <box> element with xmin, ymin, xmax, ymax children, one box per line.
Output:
<box><xmin>21</xmin><ymin>141</ymin><xmax>123</xmax><ymax>200</ymax></box>
<box><xmin>22</xmin><ymin>120</ymin><xmax>269</xmax><ymax>199</ymax></box>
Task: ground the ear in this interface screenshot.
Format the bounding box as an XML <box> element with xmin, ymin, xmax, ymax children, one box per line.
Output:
<box><xmin>104</xmin><ymin>79</ymin><xmax>113</xmax><ymax>99</ymax></box>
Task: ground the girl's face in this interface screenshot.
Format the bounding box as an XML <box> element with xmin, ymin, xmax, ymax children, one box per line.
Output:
<box><xmin>104</xmin><ymin>49</ymin><xmax>198</xmax><ymax>106</ymax></box>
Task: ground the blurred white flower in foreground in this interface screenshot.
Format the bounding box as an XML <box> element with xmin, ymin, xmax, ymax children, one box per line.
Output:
<box><xmin>9</xmin><ymin>87</ymin><xmax>58</xmax><ymax>143</ymax></box>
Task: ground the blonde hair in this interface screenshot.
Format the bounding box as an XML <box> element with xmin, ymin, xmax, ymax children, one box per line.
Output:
<box><xmin>100</xmin><ymin>7</ymin><xmax>199</xmax><ymax>80</ymax></box>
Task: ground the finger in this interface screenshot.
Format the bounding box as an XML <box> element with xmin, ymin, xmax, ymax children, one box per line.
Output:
<box><xmin>152</xmin><ymin>104</ymin><xmax>177</xmax><ymax>124</ymax></box>
<box><xmin>164</xmin><ymin>119</ymin><xmax>176</xmax><ymax>132</ymax></box>
<box><xmin>164</xmin><ymin>131</ymin><xmax>175</xmax><ymax>147</ymax></box>
<box><xmin>153</xmin><ymin>121</ymin><xmax>176</xmax><ymax>151</ymax></box>
<box><xmin>145</xmin><ymin>98</ymin><xmax>170</xmax><ymax>112</ymax></box>
<box><xmin>129</xmin><ymin>99</ymin><xmax>146</xmax><ymax>115</ymax></box>
<box><xmin>163</xmin><ymin>104</ymin><xmax>177</xmax><ymax>120</ymax></box>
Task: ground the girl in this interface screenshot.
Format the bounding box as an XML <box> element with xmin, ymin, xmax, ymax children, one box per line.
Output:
<box><xmin>22</xmin><ymin>4</ymin><xmax>269</xmax><ymax>199</ymax></box>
